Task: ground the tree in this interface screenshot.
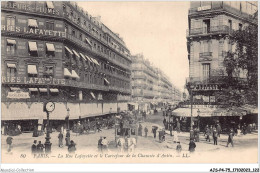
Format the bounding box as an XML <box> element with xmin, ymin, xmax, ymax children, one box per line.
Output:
<box><xmin>222</xmin><ymin>23</ymin><xmax>258</xmax><ymax>106</ymax></box>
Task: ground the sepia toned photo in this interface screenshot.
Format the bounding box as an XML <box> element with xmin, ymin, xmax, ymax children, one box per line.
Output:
<box><xmin>1</xmin><ymin>1</ymin><xmax>258</xmax><ymax>165</ymax></box>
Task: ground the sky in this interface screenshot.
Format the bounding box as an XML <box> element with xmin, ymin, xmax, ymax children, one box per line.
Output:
<box><xmin>77</xmin><ymin>1</ymin><xmax>190</xmax><ymax>92</ymax></box>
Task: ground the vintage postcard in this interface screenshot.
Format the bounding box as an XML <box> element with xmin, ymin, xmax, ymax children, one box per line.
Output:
<box><xmin>1</xmin><ymin>1</ymin><xmax>258</xmax><ymax>165</ymax></box>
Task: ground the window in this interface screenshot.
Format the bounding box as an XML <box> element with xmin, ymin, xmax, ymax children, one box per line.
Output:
<box><xmin>6</xmin><ymin>16</ymin><xmax>15</xmax><ymax>27</ymax></box>
<box><xmin>28</xmin><ymin>19</ymin><xmax>38</xmax><ymax>28</ymax></box>
<box><xmin>6</xmin><ymin>39</ymin><xmax>16</xmax><ymax>55</ymax></box>
<box><xmin>46</xmin><ymin>22</ymin><xmax>54</xmax><ymax>30</ymax></box>
<box><xmin>46</xmin><ymin>43</ymin><xmax>55</xmax><ymax>57</ymax></box>
<box><xmin>44</xmin><ymin>66</ymin><xmax>54</xmax><ymax>78</ymax></box>
<box><xmin>79</xmin><ymin>33</ymin><xmax>82</xmax><ymax>41</ymax></box>
<box><xmin>65</xmin><ymin>24</ymin><xmax>68</xmax><ymax>33</ymax></box>
<box><xmin>6</xmin><ymin>63</ymin><xmax>17</xmax><ymax>77</ymax></box>
<box><xmin>27</xmin><ymin>64</ymin><xmax>38</xmax><ymax>77</ymax></box>
<box><xmin>28</xmin><ymin>41</ymin><xmax>38</xmax><ymax>56</ymax></box>
<box><xmin>228</xmin><ymin>20</ymin><xmax>232</xmax><ymax>32</ymax></box>
<box><xmin>202</xmin><ymin>19</ymin><xmax>210</xmax><ymax>34</ymax></box>
<box><xmin>202</xmin><ymin>63</ymin><xmax>210</xmax><ymax>80</ymax></box>
<box><xmin>72</xmin><ymin>29</ymin><xmax>76</xmax><ymax>37</ymax></box>
<box><xmin>239</xmin><ymin>23</ymin><xmax>243</xmax><ymax>31</ymax></box>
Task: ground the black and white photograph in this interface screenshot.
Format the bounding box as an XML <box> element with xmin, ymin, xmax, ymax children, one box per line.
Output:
<box><xmin>0</xmin><ymin>0</ymin><xmax>258</xmax><ymax>170</ymax></box>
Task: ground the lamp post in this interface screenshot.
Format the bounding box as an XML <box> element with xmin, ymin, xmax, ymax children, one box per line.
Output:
<box><xmin>44</xmin><ymin>84</ymin><xmax>52</xmax><ymax>153</ymax></box>
<box><xmin>190</xmin><ymin>84</ymin><xmax>195</xmax><ymax>131</ymax></box>
<box><xmin>197</xmin><ymin>109</ymin><xmax>200</xmax><ymax>131</ymax></box>
<box><xmin>66</xmin><ymin>108</ymin><xmax>70</xmax><ymax>132</ymax></box>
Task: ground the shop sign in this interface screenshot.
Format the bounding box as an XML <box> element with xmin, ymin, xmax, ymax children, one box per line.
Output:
<box><xmin>1</xmin><ymin>25</ymin><xmax>66</xmax><ymax>38</ymax></box>
<box><xmin>181</xmin><ymin>104</ymin><xmax>219</xmax><ymax>109</ymax></box>
<box><xmin>198</xmin><ymin>5</ymin><xmax>211</xmax><ymax>11</ymax></box>
<box><xmin>193</xmin><ymin>84</ymin><xmax>221</xmax><ymax>91</ymax></box>
<box><xmin>7</xmin><ymin>91</ymin><xmax>30</xmax><ymax>99</ymax></box>
<box><xmin>2</xmin><ymin>76</ymin><xmax>66</xmax><ymax>85</ymax></box>
<box><xmin>4</xmin><ymin>3</ymin><xmax>60</xmax><ymax>15</ymax></box>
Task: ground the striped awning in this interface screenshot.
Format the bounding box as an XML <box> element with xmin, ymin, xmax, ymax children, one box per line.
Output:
<box><xmin>50</xmin><ymin>88</ymin><xmax>59</xmax><ymax>93</ymax></box>
<box><xmin>46</xmin><ymin>1</ymin><xmax>54</xmax><ymax>9</ymax></box>
<box><xmin>65</xmin><ymin>46</ymin><xmax>73</xmax><ymax>54</ymax></box>
<box><xmin>90</xmin><ymin>92</ymin><xmax>96</xmax><ymax>99</ymax></box>
<box><xmin>79</xmin><ymin>53</ymin><xmax>87</xmax><ymax>61</ymax></box>
<box><xmin>104</xmin><ymin>78</ymin><xmax>110</xmax><ymax>85</ymax></box>
<box><xmin>92</xmin><ymin>58</ymin><xmax>100</xmax><ymax>66</ymax></box>
<box><xmin>7</xmin><ymin>63</ymin><xmax>16</xmax><ymax>68</ymax></box>
<box><xmin>28</xmin><ymin>19</ymin><xmax>38</xmax><ymax>28</ymax></box>
<box><xmin>64</xmin><ymin>68</ymin><xmax>72</xmax><ymax>77</ymax></box>
<box><xmin>85</xmin><ymin>55</ymin><xmax>93</xmax><ymax>63</ymax></box>
<box><xmin>46</xmin><ymin>43</ymin><xmax>55</xmax><ymax>52</ymax></box>
<box><xmin>39</xmin><ymin>88</ymin><xmax>47</xmax><ymax>92</ymax></box>
<box><xmin>27</xmin><ymin>65</ymin><xmax>37</xmax><ymax>75</ymax></box>
<box><xmin>72</xmin><ymin>49</ymin><xmax>80</xmax><ymax>58</ymax></box>
<box><xmin>10</xmin><ymin>87</ymin><xmax>20</xmax><ymax>91</ymax></box>
<box><xmin>28</xmin><ymin>42</ymin><xmax>38</xmax><ymax>52</ymax></box>
<box><xmin>85</xmin><ymin>37</ymin><xmax>92</xmax><ymax>46</ymax></box>
<box><xmin>29</xmin><ymin>88</ymin><xmax>38</xmax><ymax>92</ymax></box>
<box><xmin>71</xmin><ymin>70</ymin><xmax>80</xmax><ymax>79</ymax></box>
<box><xmin>7</xmin><ymin>39</ymin><xmax>16</xmax><ymax>45</ymax></box>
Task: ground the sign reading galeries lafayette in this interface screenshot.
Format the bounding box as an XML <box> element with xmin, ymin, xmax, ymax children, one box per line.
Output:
<box><xmin>1</xmin><ymin>25</ymin><xmax>66</xmax><ymax>38</ymax></box>
<box><xmin>2</xmin><ymin>76</ymin><xmax>66</xmax><ymax>85</ymax></box>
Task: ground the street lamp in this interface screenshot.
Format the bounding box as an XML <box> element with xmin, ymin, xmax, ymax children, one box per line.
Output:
<box><xmin>197</xmin><ymin>109</ymin><xmax>200</xmax><ymax>131</ymax></box>
<box><xmin>66</xmin><ymin>108</ymin><xmax>70</xmax><ymax>132</ymax></box>
<box><xmin>190</xmin><ymin>84</ymin><xmax>195</xmax><ymax>131</ymax></box>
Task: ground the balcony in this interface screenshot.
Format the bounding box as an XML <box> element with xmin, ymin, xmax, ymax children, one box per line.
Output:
<box><xmin>186</xmin><ymin>25</ymin><xmax>232</xmax><ymax>37</ymax></box>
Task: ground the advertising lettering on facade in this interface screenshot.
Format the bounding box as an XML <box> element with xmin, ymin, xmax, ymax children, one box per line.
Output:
<box><xmin>3</xmin><ymin>2</ymin><xmax>60</xmax><ymax>16</ymax></box>
<box><xmin>7</xmin><ymin>91</ymin><xmax>30</xmax><ymax>99</ymax></box>
<box><xmin>1</xmin><ymin>25</ymin><xmax>66</xmax><ymax>38</ymax></box>
<box><xmin>2</xmin><ymin>76</ymin><xmax>66</xmax><ymax>85</ymax></box>
<box><xmin>198</xmin><ymin>5</ymin><xmax>211</xmax><ymax>11</ymax></box>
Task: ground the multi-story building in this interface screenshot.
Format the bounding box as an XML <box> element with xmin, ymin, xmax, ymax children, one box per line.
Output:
<box><xmin>1</xmin><ymin>1</ymin><xmax>132</xmax><ymax>131</ymax></box>
<box><xmin>131</xmin><ymin>54</ymin><xmax>181</xmax><ymax>112</ymax></box>
<box><xmin>174</xmin><ymin>1</ymin><xmax>257</xmax><ymax>131</ymax></box>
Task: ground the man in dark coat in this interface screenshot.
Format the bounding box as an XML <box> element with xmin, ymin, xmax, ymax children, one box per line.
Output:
<box><xmin>189</xmin><ymin>139</ymin><xmax>196</xmax><ymax>153</ymax></box>
<box><xmin>213</xmin><ymin>129</ymin><xmax>218</xmax><ymax>145</ymax></box>
<box><xmin>6</xmin><ymin>136</ymin><xmax>13</xmax><ymax>152</ymax></box>
<box><xmin>138</xmin><ymin>123</ymin><xmax>143</xmax><ymax>136</ymax></box>
<box><xmin>226</xmin><ymin>129</ymin><xmax>234</xmax><ymax>147</ymax></box>
<box><xmin>152</xmin><ymin>127</ymin><xmax>157</xmax><ymax>139</ymax></box>
<box><xmin>65</xmin><ymin>130</ymin><xmax>70</xmax><ymax>146</ymax></box>
<box><xmin>68</xmin><ymin>140</ymin><xmax>76</xmax><ymax>153</ymax></box>
<box><xmin>58</xmin><ymin>132</ymin><xmax>63</xmax><ymax>148</ymax></box>
<box><xmin>36</xmin><ymin>141</ymin><xmax>44</xmax><ymax>153</ymax></box>
<box><xmin>169</xmin><ymin>124</ymin><xmax>173</xmax><ymax>136</ymax></box>
<box><xmin>144</xmin><ymin>126</ymin><xmax>148</xmax><ymax>137</ymax></box>
<box><xmin>31</xmin><ymin>140</ymin><xmax>37</xmax><ymax>154</ymax></box>
<box><xmin>98</xmin><ymin>136</ymin><xmax>103</xmax><ymax>153</ymax></box>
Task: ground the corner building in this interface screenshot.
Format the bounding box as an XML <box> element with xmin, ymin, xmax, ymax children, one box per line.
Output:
<box><xmin>1</xmin><ymin>1</ymin><xmax>131</xmax><ymax>131</ymax></box>
<box><xmin>173</xmin><ymin>1</ymin><xmax>257</xmax><ymax>131</ymax></box>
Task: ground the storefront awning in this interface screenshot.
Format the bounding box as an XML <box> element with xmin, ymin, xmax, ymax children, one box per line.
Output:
<box><xmin>64</xmin><ymin>68</ymin><xmax>72</xmax><ymax>77</ymax></box>
<box><xmin>28</xmin><ymin>19</ymin><xmax>38</xmax><ymax>28</ymax></box>
<box><xmin>85</xmin><ymin>37</ymin><xmax>92</xmax><ymax>46</ymax></box>
<box><xmin>29</xmin><ymin>88</ymin><xmax>38</xmax><ymax>92</ymax></box>
<box><xmin>10</xmin><ymin>87</ymin><xmax>20</xmax><ymax>91</ymax></box>
<box><xmin>65</xmin><ymin>46</ymin><xmax>73</xmax><ymax>55</ymax></box>
<box><xmin>39</xmin><ymin>88</ymin><xmax>47</xmax><ymax>92</ymax></box>
<box><xmin>7</xmin><ymin>39</ymin><xmax>16</xmax><ymax>45</ymax></box>
<box><xmin>90</xmin><ymin>92</ymin><xmax>96</xmax><ymax>99</ymax></box>
<box><xmin>50</xmin><ymin>88</ymin><xmax>59</xmax><ymax>93</ymax></box>
<box><xmin>85</xmin><ymin>55</ymin><xmax>93</xmax><ymax>63</ymax></box>
<box><xmin>7</xmin><ymin>63</ymin><xmax>16</xmax><ymax>68</ymax></box>
<box><xmin>28</xmin><ymin>41</ymin><xmax>38</xmax><ymax>52</ymax></box>
<box><xmin>92</xmin><ymin>58</ymin><xmax>100</xmax><ymax>66</ymax></box>
<box><xmin>46</xmin><ymin>1</ymin><xmax>54</xmax><ymax>9</ymax></box>
<box><xmin>72</xmin><ymin>49</ymin><xmax>80</xmax><ymax>58</ymax></box>
<box><xmin>241</xmin><ymin>105</ymin><xmax>258</xmax><ymax>114</ymax></box>
<box><xmin>71</xmin><ymin>70</ymin><xmax>80</xmax><ymax>79</ymax></box>
<box><xmin>79</xmin><ymin>53</ymin><xmax>87</xmax><ymax>61</ymax></box>
<box><xmin>27</xmin><ymin>65</ymin><xmax>38</xmax><ymax>75</ymax></box>
<box><xmin>46</xmin><ymin>43</ymin><xmax>55</xmax><ymax>52</ymax></box>
<box><xmin>104</xmin><ymin>78</ymin><xmax>110</xmax><ymax>85</ymax></box>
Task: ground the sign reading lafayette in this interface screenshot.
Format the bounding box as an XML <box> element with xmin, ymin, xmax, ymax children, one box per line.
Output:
<box><xmin>2</xmin><ymin>76</ymin><xmax>65</xmax><ymax>85</ymax></box>
<box><xmin>1</xmin><ymin>25</ymin><xmax>66</xmax><ymax>38</ymax></box>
